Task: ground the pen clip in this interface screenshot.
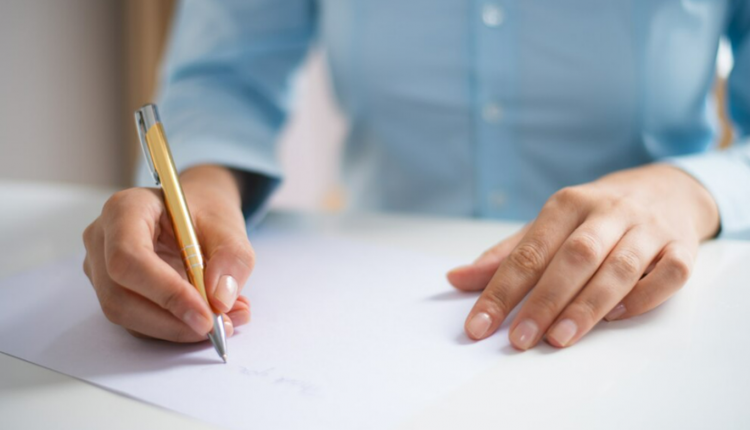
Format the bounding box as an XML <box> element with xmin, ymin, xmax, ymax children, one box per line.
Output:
<box><xmin>134</xmin><ymin>104</ymin><xmax>161</xmax><ymax>186</ymax></box>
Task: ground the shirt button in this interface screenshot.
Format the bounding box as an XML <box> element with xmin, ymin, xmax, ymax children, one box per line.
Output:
<box><xmin>482</xmin><ymin>4</ymin><xmax>504</xmax><ymax>28</ymax></box>
<box><xmin>488</xmin><ymin>190</ymin><xmax>507</xmax><ymax>209</ymax></box>
<box><xmin>482</xmin><ymin>102</ymin><xmax>503</xmax><ymax>123</ymax></box>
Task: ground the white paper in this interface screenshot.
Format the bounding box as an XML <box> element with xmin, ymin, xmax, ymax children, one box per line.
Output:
<box><xmin>0</xmin><ymin>229</ymin><xmax>507</xmax><ymax>430</ymax></box>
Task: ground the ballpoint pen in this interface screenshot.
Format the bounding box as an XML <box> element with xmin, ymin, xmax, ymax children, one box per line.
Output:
<box><xmin>135</xmin><ymin>103</ymin><xmax>228</xmax><ymax>363</ymax></box>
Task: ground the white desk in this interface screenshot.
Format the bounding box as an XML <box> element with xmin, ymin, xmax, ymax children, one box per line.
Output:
<box><xmin>1</xmin><ymin>181</ymin><xmax>749</xmax><ymax>429</ymax></box>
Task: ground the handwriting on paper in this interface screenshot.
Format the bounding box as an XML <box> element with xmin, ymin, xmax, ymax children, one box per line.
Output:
<box><xmin>236</xmin><ymin>366</ymin><xmax>322</xmax><ymax>397</ymax></box>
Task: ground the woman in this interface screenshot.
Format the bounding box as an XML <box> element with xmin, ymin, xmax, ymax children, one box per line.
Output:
<box><xmin>83</xmin><ymin>0</ymin><xmax>749</xmax><ymax>350</ymax></box>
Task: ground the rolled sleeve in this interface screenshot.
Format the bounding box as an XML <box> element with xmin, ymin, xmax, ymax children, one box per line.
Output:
<box><xmin>135</xmin><ymin>0</ymin><xmax>316</xmax><ymax>224</ymax></box>
<box><xmin>662</xmin><ymin>1</ymin><xmax>750</xmax><ymax>239</ymax></box>
<box><xmin>665</xmin><ymin>143</ymin><xmax>750</xmax><ymax>239</ymax></box>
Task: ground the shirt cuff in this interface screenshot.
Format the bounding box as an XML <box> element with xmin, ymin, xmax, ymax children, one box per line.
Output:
<box><xmin>664</xmin><ymin>146</ymin><xmax>750</xmax><ymax>239</ymax></box>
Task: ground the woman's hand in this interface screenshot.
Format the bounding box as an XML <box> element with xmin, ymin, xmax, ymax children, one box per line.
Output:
<box><xmin>448</xmin><ymin>164</ymin><xmax>720</xmax><ymax>350</ymax></box>
<box><xmin>83</xmin><ymin>165</ymin><xmax>254</xmax><ymax>342</ymax></box>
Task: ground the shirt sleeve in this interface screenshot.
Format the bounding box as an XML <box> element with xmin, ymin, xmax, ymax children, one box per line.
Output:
<box><xmin>665</xmin><ymin>0</ymin><xmax>750</xmax><ymax>239</ymax></box>
<box><xmin>134</xmin><ymin>0</ymin><xmax>317</xmax><ymax>222</ymax></box>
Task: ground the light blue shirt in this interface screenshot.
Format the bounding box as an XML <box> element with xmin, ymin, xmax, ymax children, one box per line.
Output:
<box><xmin>141</xmin><ymin>0</ymin><xmax>750</xmax><ymax>238</ymax></box>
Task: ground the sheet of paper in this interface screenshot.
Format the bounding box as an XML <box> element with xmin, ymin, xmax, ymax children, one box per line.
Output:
<box><xmin>0</xmin><ymin>229</ymin><xmax>507</xmax><ymax>430</ymax></box>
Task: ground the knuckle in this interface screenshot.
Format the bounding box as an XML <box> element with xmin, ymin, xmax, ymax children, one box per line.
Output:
<box><xmin>102</xmin><ymin>190</ymin><xmax>132</xmax><ymax>216</ymax></box>
<box><xmin>99</xmin><ymin>292</ymin><xmax>123</xmax><ymax>325</ymax></box>
<box><xmin>82</xmin><ymin>222</ymin><xmax>95</xmax><ymax>246</ymax></box>
<box><xmin>621</xmin><ymin>201</ymin><xmax>647</xmax><ymax>220</ymax></box>
<box><xmin>508</xmin><ymin>240</ymin><xmax>547</xmax><ymax>273</ymax></box>
<box><xmin>102</xmin><ymin>188</ymin><xmax>156</xmax><ymax>220</ymax></box>
<box><xmin>105</xmin><ymin>245</ymin><xmax>136</xmax><ymax>283</ymax></box>
<box><xmin>82</xmin><ymin>258</ymin><xmax>91</xmax><ymax>279</ymax></box>
<box><xmin>552</xmin><ymin>187</ymin><xmax>577</xmax><ymax>203</ymax></box>
<box><xmin>484</xmin><ymin>286</ymin><xmax>513</xmax><ymax>315</ymax></box>
<box><xmin>572</xmin><ymin>295</ymin><xmax>605</xmax><ymax>323</ymax></box>
<box><xmin>609</xmin><ymin>249</ymin><xmax>642</xmax><ymax>280</ymax></box>
<box><xmin>642</xmin><ymin>211</ymin><xmax>660</xmax><ymax>226</ymax></box>
<box><xmin>551</xmin><ymin>186</ymin><xmax>587</xmax><ymax>208</ymax></box>
<box><xmin>614</xmin><ymin>200</ymin><xmax>656</xmax><ymax>226</ymax></box>
<box><xmin>232</xmin><ymin>240</ymin><xmax>256</xmax><ymax>273</ymax></box>
<box><xmin>530</xmin><ymin>289</ymin><xmax>561</xmax><ymax>317</ymax></box>
<box><xmin>161</xmin><ymin>286</ymin><xmax>187</xmax><ymax>314</ymax></box>
<box><xmin>564</xmin><ymin>234</ymin><xmax>601</xmax><ymax>264</ymax></box>
<box><xmin>609</xmin><ymin>195</ymin><xmax>635</xmax><ymax>212</ymax></box>
<box><xmin>664</xmin><ymin>251</ymin><xmax>692</xmax><ymax>283</ymax></box>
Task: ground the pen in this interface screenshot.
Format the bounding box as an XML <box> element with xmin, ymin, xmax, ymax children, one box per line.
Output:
<box><xmin>135</xmin><ymin>103</ymin><xmax>228</xmax><ymax>363</ymax></box>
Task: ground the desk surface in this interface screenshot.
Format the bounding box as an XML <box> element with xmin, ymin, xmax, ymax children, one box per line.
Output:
<box><xmin>1</xmin><ymin>181</ymin><xmax>749</xmax><ymax>429</ymax></box>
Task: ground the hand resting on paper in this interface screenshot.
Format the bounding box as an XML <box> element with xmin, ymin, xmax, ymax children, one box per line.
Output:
<box><xmin>448</xmin><ymin>164</ymin><xmax>720</xmax><ymax>350</ymax></box>
<box><xmin>82</xmin><ymin>165</ymin><xmax>253</xmax><ymax>342</ymax></box>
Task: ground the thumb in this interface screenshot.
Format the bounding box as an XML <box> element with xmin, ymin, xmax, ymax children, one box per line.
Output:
<box><xmin>447</xmin><ymin>224</ymin><xmax>529</xmax><ymax>291</ymax></box>
<box><xmin>196</xmin><ymin>211</ymin><xmax>255</xmax><ymax>314</ymax></box>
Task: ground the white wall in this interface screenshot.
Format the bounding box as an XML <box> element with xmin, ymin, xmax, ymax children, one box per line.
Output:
<box><xmin>0</xmin><ymin>0</ymin><xmax>126</xmax><ymax>187</ymax></box>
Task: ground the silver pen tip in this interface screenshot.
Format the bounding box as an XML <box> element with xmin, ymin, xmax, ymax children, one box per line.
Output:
<box><xmin>207</xmin><ymin>313</ymin><xmax>228</xmax><ymax>364</ymax></box>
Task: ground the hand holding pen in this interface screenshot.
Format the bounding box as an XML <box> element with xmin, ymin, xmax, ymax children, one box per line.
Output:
<box><xmin>82</xmin><ymin>106</ymin><xmax>253</xmax><ymax>359</ymax></box>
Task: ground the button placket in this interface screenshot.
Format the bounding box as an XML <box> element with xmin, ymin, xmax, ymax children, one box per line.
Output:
<box><xmin>482</xmin><ymin>4</ymin><xmax>504</xmax><ymax>28</ymax></box>
<box><xmin>482</xmin><ymin>102</ymin><xmax>503</xmax><ymax>123</ymax></box>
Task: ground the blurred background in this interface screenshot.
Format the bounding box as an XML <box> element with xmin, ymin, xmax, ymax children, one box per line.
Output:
<box><xmin>0</xmin><ymin>0</ymin><xmax>734</xmax><ymax>212</ymax></box>
<box><xmin>0</xmin><ymin>0</ymin><xmax>345</xmax><ymax>211</ymax></box>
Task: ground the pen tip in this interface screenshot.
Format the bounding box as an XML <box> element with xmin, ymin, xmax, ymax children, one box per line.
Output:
<box><xmin>222</xmin><ymin>354</ymin><xmax>228</xmax><ymax>364</ymax></box>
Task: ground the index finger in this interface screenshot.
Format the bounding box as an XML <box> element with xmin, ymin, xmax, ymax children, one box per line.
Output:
<box><xmin>464</xmin><ymin>194</ymin><xmax>583</xmax><ymax>340</ymax></box>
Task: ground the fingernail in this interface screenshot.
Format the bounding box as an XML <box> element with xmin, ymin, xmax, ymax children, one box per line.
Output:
<box><xmin>215</xmin><ymin>275</ymin><xmax>238</xmax><ymax>310</ymax></box>
<box><xmin>473</xmin><ymin>254</ymin><xmax>497</xmax><ymax>267</ymax></box>
<box><xmin>448</xmin><ymin>264</ymin><xmax>472</xmax><ymax>275</ymax></box>
<box><xmin>183</xmin><ymin>310</ymin><xmax>209</xmax><ymax>335</ymax></box>
<box><xmin>224</xmin><ymin>318</ymin><xmax>234</xmax><ymax>338</ymax></box>
<box><xmin>511</xmin><ymin>319</ymin><xmax>539</xmax><ymax>350</ymax></box>
<box><xmin>605</xmin><ymin>303</ymin><xmax>626</xmax><ymax>321</ymax></box>
<box><xmin>466</xmin><ymin>312</ymin><xmax>492</xmax><ymax>339</ymax></box>
<box><xmin>548</xmin><ymin>319</ymin><xmax>578</xmax><ymax>347</ymax></box>
<box><xmin>451</xmin><ymin>255</ymin><xmax>493</xmax><ymax>273</ymax></box>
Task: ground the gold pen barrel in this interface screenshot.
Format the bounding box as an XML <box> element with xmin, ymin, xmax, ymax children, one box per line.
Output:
<box><xmin>135</xmin><ymin>103</ymin><xmax>228</xmax><ymax>362</ymax></box>
<box><xmin>141</xmin><ymin>117</ymin><xmax>210</xmax><ymax>304</ymax></box>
